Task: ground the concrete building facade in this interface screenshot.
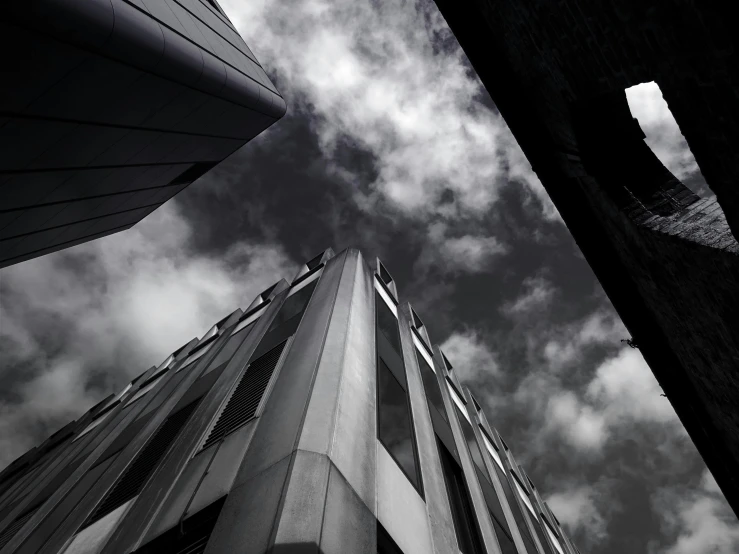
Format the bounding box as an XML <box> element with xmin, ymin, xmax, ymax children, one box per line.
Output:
<box><xmin>0</xmin><ymin>0</ymin><xmax>285</xmax><ymax>268</ymax></box>
<box><xmin>431</xmin><ymin>0</ymin><xmax>739</xmax><ymax>518</ymax></box>
<box><xmin>0</xmin><ymin>248</ymin><xmax>580</xmax><ymax>554</ymax></box>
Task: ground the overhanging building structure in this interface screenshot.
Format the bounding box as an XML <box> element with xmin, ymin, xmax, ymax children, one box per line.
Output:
<box><xmin>0</xmin><ymin>249</ymin><xmax>580</xmax><ymax>554</ymax></box>
<box><xmin>431</xmin><ymin>0</ymin><xmax>739</xmax><ymax>517</ymax></box>
<box><xmin>0</xmin><ymin>0</ymin><xmax>285</xmax><ymax>268</ymax></box>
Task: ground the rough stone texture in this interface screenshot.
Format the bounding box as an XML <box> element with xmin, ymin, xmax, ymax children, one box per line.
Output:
<box><xmin>432</xmin><ymin>0</ymin><xmax>739</xmax><ymax>517</ymax></box>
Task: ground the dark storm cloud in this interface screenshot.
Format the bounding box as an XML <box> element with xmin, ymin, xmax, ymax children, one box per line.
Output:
<box><xmin>0</xmin><ymin>0</ymin><xmax>735</xmax><ymax>553</ymax></box>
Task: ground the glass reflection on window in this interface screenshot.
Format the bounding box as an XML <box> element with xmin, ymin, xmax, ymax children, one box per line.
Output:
<box><xmin>377</xmin><ymin>358</ymin><xmax>421</xmax><ymax>491</ymax></box>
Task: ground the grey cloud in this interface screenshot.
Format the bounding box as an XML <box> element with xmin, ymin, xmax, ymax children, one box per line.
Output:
<box><xmin>222</xmin><ymin>0</ymin><xmax>555</xmax><ymax>268</ymax></box>
<box><xmin>0</xmin><ymin>202</ymin><xmax>294</xmax><ymax>468</ymax></box>
<box><xmin>650</xmin><ymin>470</ymin><xmax>739</xmax><ymax>554</ymax></box>
<box><xmin>501</xmin><ymin>275</ymin><xmax>556</xmax><ymax>317</ymax></box>
<box><xmin>440</xmin><ymin>328</ymin><xmax>500</xmax><ymax>383</ymax></box>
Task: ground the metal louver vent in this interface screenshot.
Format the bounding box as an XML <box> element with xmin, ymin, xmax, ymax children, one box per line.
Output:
<box><xmin>82</xmin><ymin>400</ymin><xmax>201</xmax><ymax>529</ymax></box>
<box><xmin>200</xmin><ymin>340</ymin><xmax>287</xmax><ymax>451</ymax></box>
<box><xmin>0</xmin><ymin>506</ymin><xmax>38</xmax><ymax>549</ymax></box>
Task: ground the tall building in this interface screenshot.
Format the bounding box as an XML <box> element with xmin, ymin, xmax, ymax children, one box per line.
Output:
<box><xmin>0</xmin><ymin>249</ymin><xmax>580</xmax><ymax>554</ymax></box>
<box><xmin>0</xmin><ymin>1</ymin><xmax>285</xmax><ymax>268</ymax></box>
<box><xmin>431</xmin><ymin>0</ymin><xmax>739</xmax><ymax>517</ymax></box>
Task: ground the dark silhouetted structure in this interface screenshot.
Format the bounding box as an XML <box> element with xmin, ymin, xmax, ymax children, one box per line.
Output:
<box><xmin>432</xmin><ymin>0</ymin><xmax>739</xmax><ymax>518</ymax></box>
<box><xmin>0</xmin><ymin>249</ymin><xmax>581</xmax><ymax>554</ymax></box>
<box><xmin>0</xmin><ymin>0</ymin><xmax>285</xmax><ymax>268</ymax></box>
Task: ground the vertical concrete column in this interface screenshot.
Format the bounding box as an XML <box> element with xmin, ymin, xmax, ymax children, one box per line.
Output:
<box><xmin>318</xmin><ymin>250</ymin><xmax>378</xmax><ymax>554</ymax></box>
<box><xmin>205</xmin><ymin>251</ymin><xmax>348</xmax><ymax>554</ymax></box>
<box><xmin>433</xmin><ymin>346</ymin><xmax>502</xmax><ymax>554</ymax></box>
<box><xmin>397</xmin><ymin>304</ymin><xmax>458</xmax><ymax>554</ymax></box>
<box><xmin>271</xmin><ymin>249</ymin><xmax>378</xmax><ymax>554</ymax></box>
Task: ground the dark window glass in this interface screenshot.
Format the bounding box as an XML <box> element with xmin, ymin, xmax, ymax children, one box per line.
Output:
<box><xmin>437</xmin><ymin>439</ymin><xmax>484</xmax><ymax>554</ymax></box>
<box><xmin>456</xmin><ymin>408</ymin><xmax>489</xmax><ymax>482</ymax></box>
<box><xmin>378</xmin><ymin>522</ymin><xmax>404</xmax><ymax>554</ymax></box>
<box><xmin>491</xmin><ymin>515</ymin><xmax>518</xmax><ymax>554</ymax></box>
<box><xmin>134</xmin><ymin>497</ymin><xmax>226</xmax><ymax>554</ymax></box>
<box><xmin>416</xmin><ymin>351</ymin><xmax>448</xmax><ymax>423</ymax></box>
<box><xmin>205</xmin><ymin>323</ymin><xmax>254</xmax><ymax>372</ymax></box>
<box><xmin>495</xmin><ymin>465</ymin><xmax>538</xmax><ymax>554</ymax></box>
<box><xmin>377</xmin><ymin>359</ymin><xmax>422</xmax><ymax>492</ymax></box>
<box><xmin>531</xmin><ymin>518</ymin><xmax>556</xmax><ymax>554</ymax></box>
<box><xmin>477</xmin><ymin>467</ymin><xmax>512</xmax><ymax>539</ymax></box>
<box><xmin>268</xmin><ymin>281</ymin><xmax>318</xmax><ymax>331</ymax></box>
<box><xmin>376</xmin><ymin>292</ymin><xmax>401</xmax><ymax>354</ymax></box>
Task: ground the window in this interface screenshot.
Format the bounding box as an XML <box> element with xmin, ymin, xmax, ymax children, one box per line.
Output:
<box><xmin>456</xmin><ymin>408</ymin><xmax>489</xmax><ymax>481</ymax></box>
<box><xmin>159</xmin><ymin>353</ymin><xmax>175</xmax><ymax>370</ymax></box>
<box><xmin>378</xmin><ymin>261</ymin><xmax>393</xmax><ymax>287</ymax></box>
<box><xmin>480</xmin><ymin>427</ymin><xmax>505</xmax><ymax>472</ymax></box>
<box><xmin>495</xmin><ymin>467</ymin><xmax>539</xmax><ymax>554</ymax></box>
<box><xmin>289</xmin><ymin>265</ymin><xmax>323</xmax><ymax>293</ymax></box>
<box><xmin>205</xmin><ymin>322</ymin><xmax>254</xmax><ymax>372</ymax></box>
<box><xmin>306</xmin><ymin>252</ymin><xmax>324</xmax><ymax>270</ymax></box>
<box><xmin>377</xmin><ymin>359</ymin><xmax>422</xmax><ymax>493</ymax></box>
<box><xmin>441</xmin><ymin>351</ymin><xmax>453</xmax><ymax>371</ymax></box>
<box><xmin>512</xmin><ymin>473</ymin><xmax>537</xmax><ymax>518</ymax></box>
<box><xmin>199</xmin><ymin>325</ymin><xmax>218</xmax><ymax>343</ymax></box>
<box><xmin>268</xmin><ymin>280</ymin><xmax>317</xmax><ymax>331</ymax></box>
<box><xmin>447</xmin><ymin>380</ymin><xmax>470</xmax><ymax>423</ymax></box>
<box><xmin>259</xmin><ymin>282</ymin><xmax>278</xmax><ymax>300</ymax></box>
<box><xmin>124</xmin><ymin>376</ymin><xmax>163</xmax><ymax>406</ymax></box>
<box><xmin>415</xmin><ymin>348</ymin><xmax>448</xmax><ymax>423</ymax></box>
<box><xmin>74</xmin><ymin>402</ymin><xmax>120</xmax><ymax>441</ymax></box>
<box><xmin>410</xmin><ymin>308</ymin><xmax>424</xmax><ymax>331</ymax></box>
<box><xmin>232</xmin><ymin>302</ymin><xmax>269</xmax><ymax>335</ymax></box>
<box><xmin>81</xmin><ymin>400</ymin><xmax>202</xmax><ymax>529</ymax></box>
<box><xmin>491</xmin><ymin>514</ymin><xmax>518</xmax><ymax>554</ymax></box>
<box><xmin>412</xmin><ymin>331</ymin><xmax>433</xmax><ymax>367</ymax></box>
<box><xmin>375</xmin><ymin>292</ymin><xmax>401</xmax><ymax>353</ymax></box>
<box><xmin>374</xmin><ymin>276</ymin><xmax>398</xmax><ymax>317</ymax></box>
<box><xmin>133</xmin><ymin>497</ymin><xmax>226</xmax><ymax>554</ymax></box>
<box><xmin>543</xmin><ymin>517</ymin><xmax>565</xmax><ymax>554</ymax></box>
<box><xmin>437</xmin><ymin>439</ymin><xmax>484</xmax><ymax>554</ymax></box>
<box><xmin>177</xmin><ymin>339</ymin><xmax>215</xmax><ymax>372</ymax></box>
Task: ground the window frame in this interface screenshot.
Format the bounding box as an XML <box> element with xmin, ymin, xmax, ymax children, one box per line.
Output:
<box><xmin>376</xmin><ymin>355</ymin><xmax>424</xmax><ymax>496</ymax></box>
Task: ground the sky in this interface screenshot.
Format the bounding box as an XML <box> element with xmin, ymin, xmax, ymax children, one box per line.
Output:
<box><xmin>1</xmin><ymin>0</ymin><xmax>738</xmax><ymax>552</ymax></box>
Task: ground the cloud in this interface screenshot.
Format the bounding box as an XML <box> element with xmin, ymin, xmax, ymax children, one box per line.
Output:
<box><xmin>440</xmin><ymin>329</ymin><xmax>500</xmax><ymax>383</ymax></box>
<box><xmin>547</xmin><ymin>484</ymin><xmax>610</xmax><ymax>545</ymax></box>
<box><xmin>540</xmin><ymin>310</ymin><xmax>627</xmax><ymax>371</ymax></box>
<box><xmin>545</xmin><ymin>390</ymin><xmax>609</xmax><ymax>451</ymax></box>
<box><xmin>651</xmin><ymin>470</ymin><xmax>739</xmax><ymax>554</ymax></box>
<box><xmin>586</xmin><ymin>347</ymin><xmax>677</xmax><ymax>426</ymax></box>
<box><xmin>625</xmin><ymin>82</ymin><xmax>704</xmax><ymax>184</ymax></box>
<box><xmin>542</xmin><ymin>347</ymin><xmax>682</xmax><ymax>455</ymax></box>
<box><xmin>221</xmin><ymin>0</ymin><xmax>557</xmax><ymax>267</ymax></box>
<box><xmin>501</xmin><ymin>275</ymin><xmax>556</xmax><ymax>316</ymax></box>
<box><xmin>414</xmin><ymin>222</ymin><xmax>508</xmax><ymax>275</ymax></box>
<box><xmin>0</xmin><ymin>202</ymin><xmax>294</xmax><ymax>468</ymax></box>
